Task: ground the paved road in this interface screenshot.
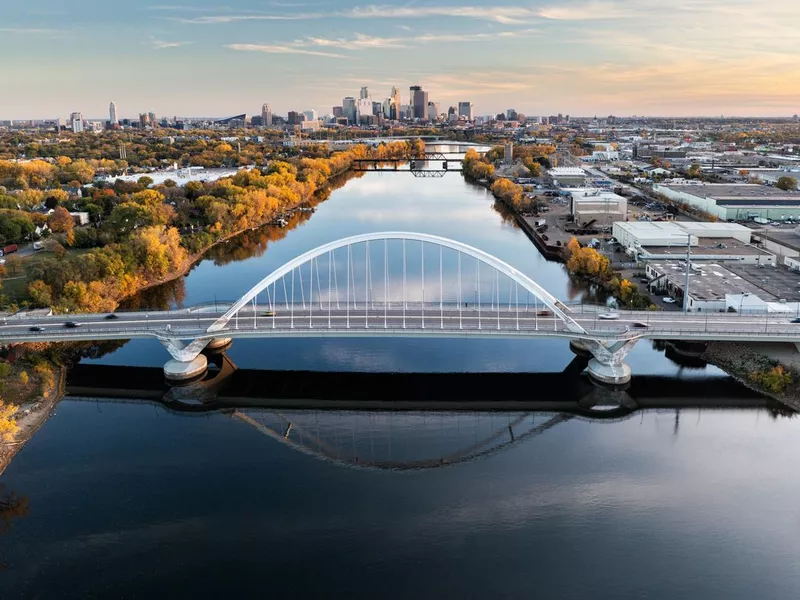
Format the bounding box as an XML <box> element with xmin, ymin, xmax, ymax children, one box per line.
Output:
<box><xmin>1</xmin><ymin>304</ymin><xmax>800</xmax><ymax>344</ymax></box>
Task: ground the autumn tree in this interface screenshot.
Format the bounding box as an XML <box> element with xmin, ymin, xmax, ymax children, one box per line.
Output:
<box><xmin>48</xmin><ymin>206</ymin><xmax>75</xmax><ymax>246</ymax></box>
<box><xmin>4</xmin><ymin>255</ymin><xmax>22</xmax><ymax>277</ymax></box>
<box><xmin>27</xmin><ymin>280</ymin><xmax>53</xmax><ymax>306</ymax></box>
<box><xmin>0</xmin><ymin>400</ymin><xmax>18</xmax><ymax>442</ymax></box>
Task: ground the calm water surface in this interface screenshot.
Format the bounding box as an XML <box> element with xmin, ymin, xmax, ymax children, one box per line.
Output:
<box><xmin>1</xmin><ymin>148</ymin><xmax>799</xmax><ymax>598</ymax></box>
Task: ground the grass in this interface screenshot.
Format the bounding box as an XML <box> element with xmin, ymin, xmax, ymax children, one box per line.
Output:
<box><xmin>2</xmin><ymin>247</ymin><xmax>93</xmax><ymax>303</ymax></box>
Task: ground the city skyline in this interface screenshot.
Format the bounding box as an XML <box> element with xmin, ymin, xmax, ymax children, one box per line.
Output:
<box><xmin>3</xmin><ymin>0</ymin><xmax>799</xmax><ymax>119</ymax></box>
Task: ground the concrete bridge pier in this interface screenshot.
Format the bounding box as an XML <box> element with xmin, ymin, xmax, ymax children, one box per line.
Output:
<box><xmin>161</xmin><ymin>338</ymin><xmax>211</xmax><ymax>382</ymax></box>
<box><xmin>164</xmin><ymin>355</ymin><xmax>208</xmax><ymax>382</ymax></box>
<box><xmin>580</xmin><ymin>338</ymin><xmax>639</xmax><ymax>387</ymax></box>
<box><xmin>205</xmin><ymin>337</ymin><xmax>233</xmax><ymax>353</ymax></box>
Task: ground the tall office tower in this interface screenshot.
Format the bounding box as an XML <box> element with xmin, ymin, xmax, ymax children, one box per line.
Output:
<box><xmin>148</xmin><ymin>112</ymin><xmax>157</xmax><ymax>126</ymax></box>
<box><xmin>109</xmin><ymin>101</ymin><xmax>117</xmax><ymax>124</ymax></box>
<box><xmin>506</xmin><ymin>108</ymin><xmax>518</xmax><ymax>121</ymax></box>
<box><xmin>261</xmin><ymin>103</ymin><xmax>272</xmax><ymax>126</ymax></box>
<box><xmin>342</xmin><ymin>97</ymin><xmax>356</xmax><ymax>124</ymax></box>
<box><xmin>448</xmin><ymin>106</ymin><xmax>457</xmax><ymax>122</ymax></box>
<box><xmin>382</xmin><ymin>98</ymin><xmax>397</xmax><ymax>120</ymax></box>
<box><xmin>427</xmin><ymin>102</ymin><xmax>440</xmax><ymax>122</ymax></box>
<box><xmin>458</xmin><ymin>101</ymin><xmax>474</xmax><ymax>121</ymax></box>
<box><xmin>410</xmin><ymin>85</ymin><xmax>428</xmax><ymax>120</ymax></box>
<box><xmin>139</xmin><ymin>113</ymin><xmax>151</xmax><ymax>128</ymax></box>
<box><xmin>356</xmin><ymin>98</ymin><xmax>373</xmax><ymax>121</ymax></box>
<box><xmin>333</xmin><ymin>106</ymin><xmax>344</xmax><ymax>118</ymax></box>
<box><xmin>360</xmin><ymin>86</ymin><xmax>370</xmax><ymax>100</ymax></box>
<box><xmin>70</xmin><ymin>112</ymin><xmax>84</xmax><ymax>133</ymax></box>
<box><xmin>303</xmin><ymin>109</ymin><xmax>318</xmax><ymax>122</ymax></box>
<box><xmin>390</xmin><ymin>86</ymin><xmax>402</xmax><ymax>113</ymax></box>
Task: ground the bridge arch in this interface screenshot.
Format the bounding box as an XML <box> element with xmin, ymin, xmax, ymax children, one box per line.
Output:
<box><xmin>207</xmin><ymin>232</ymin><xmax>586</xmax><ymax>334</ymax></box>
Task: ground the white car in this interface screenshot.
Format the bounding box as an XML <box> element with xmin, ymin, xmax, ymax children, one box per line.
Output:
<box><xmin>598</xmin><ymin>313</ymin><xmax>620</xmax><ymax>320</ymax></box>
<box><xmin>662</xmin><ymin>297</ymin><xmax>677</xmax><ymax>304</ymax></box>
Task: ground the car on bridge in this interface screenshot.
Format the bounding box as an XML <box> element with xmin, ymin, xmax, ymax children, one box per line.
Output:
<box><xmin>598</xmin><ymin>313</ymin><xmax>619</xmax><ymax>320</ymax></box>
<box><xmin>791</xmin><ymin>318</ymin><xmax>800</xmax><ymax>324</ymax></box>
<box><xmin>105</xmin><ymin>314</ymin><xmax>119</xmax><ymax>320</ymax></box>
<box><xmin>632</xmin><ymin>322</ymin><xmax>650</xmax><ymax>329</ymax></box>
<box><xmin>64</xmin><ymin>322</ymin><xmax>81</xmax><ymax>328</ymax></box>
<box><xmin>29</xmin><ymin>326</ymin><xmax>44</xmax><ymax>332</ymax></box>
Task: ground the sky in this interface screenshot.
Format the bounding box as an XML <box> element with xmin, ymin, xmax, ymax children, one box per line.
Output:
<box><xmin>2</xmin><ymin>0</ymin><xmax>799</xmax><ymax>120</ymax></box>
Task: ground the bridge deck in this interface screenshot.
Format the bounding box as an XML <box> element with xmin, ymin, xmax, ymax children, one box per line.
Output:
<box><xmin>2</xmin><ymin>304</ymin><xmax>800</xmax><ymax>345</ymax></box>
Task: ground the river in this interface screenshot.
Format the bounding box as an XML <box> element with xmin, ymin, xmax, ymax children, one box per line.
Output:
<box><xmin>1</xmin><ymin>146</ymin><xmax>799</xmax><ymax>598</ymax></box>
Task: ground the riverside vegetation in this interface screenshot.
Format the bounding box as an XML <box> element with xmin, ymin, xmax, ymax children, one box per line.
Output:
<box><xmin>0</xmin><ymin>139</ymin><xmax>423</xmax><ymax>449</ymax></box>
<box><xmin>0</xmin><ymin>140</ymin><xmax>421</xmax><ymax>313</ymax></box>
<box><xmin>462</xmin><ymin>147</ymin><xmax>653</xmax><ymax>309</ymax></box>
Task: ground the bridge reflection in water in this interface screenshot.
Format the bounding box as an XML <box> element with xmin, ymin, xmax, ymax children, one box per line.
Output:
<box><xmin>66</xmin><ymin>355</ymin><xmax>791</xmax><ymax>472</ymax></box>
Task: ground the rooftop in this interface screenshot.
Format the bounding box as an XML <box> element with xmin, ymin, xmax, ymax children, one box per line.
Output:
<box><xmin>548</xmin><ymin>167</ymin><xmax>585</xmax><ymax>176</ymax></box>
<box><xmin>659</xmin><ymin>183</ymin><xmax>800</xmax><ymax>200</ymax></box>
<box><xmin>649</xmin><ymin>262</ymin><xmax>775</xmax><ymax>301</ymax></box>
<box><xmin>641</xmin><ymin>237</ymin><xmax>771</xmax><ymax>258</ymax></box>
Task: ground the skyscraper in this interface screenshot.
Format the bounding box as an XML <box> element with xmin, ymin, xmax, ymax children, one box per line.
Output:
<box><xmin>458</xmin><ymin>101</ymin><xmax>474</xmax><ymax>121</ymax></box>
<box><xmin>70</xmin><ymin>112</ymin><xmax>84</xmax><ymax>133</ymax></box>
<box><xmin>303</xmin><ymin>109</ymin><xmax>318</xmax><ymax>122</ymax></box>
<box><xmin>427</xmin><ymin>102</ymin><xmax>440</xmax><ymax>122</ymax></box>
<box><xmin>390</xmin><ymin>86</ymin><xmax>401</xmax><ymax>113</ymax></box>
<box><xmin>261</xmin><ymin>103</ymin><xmax>272</xmax><ymax>126</ymax></box>
<box><xmin>109</xmin><ymin>101</ymin><xmax>117</xmax><ymax>124</ymax></box>
<box><xmin>410</xmin><ymin>85</ymin><xmax>428</xmax><ymax>120</ymax></box>
<box><xmin>342</xmin><ymin>97</ymin><xmax>356</xmax><ymax>124</ymax></box>
<box><xmin>360</xmin><ymin>86</ymin><xmax>370</xmax><ymax>100</ymax></box>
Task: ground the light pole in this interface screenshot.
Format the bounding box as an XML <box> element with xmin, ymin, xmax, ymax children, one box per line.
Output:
<box><xmin>682</xmin><ymin>232</ymin><xmax>692</xmax><ymax>312</ymax></box>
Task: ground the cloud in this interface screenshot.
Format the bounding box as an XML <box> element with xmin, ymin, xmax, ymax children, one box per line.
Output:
<box><xmin>151</xmin><ymin>38</ymin><xmax>192</xmax><ymax>49</ymax></box>
<box><xmin>165</xmin><ymin>4</ymin><xmax>542</xmax><ymax>24</ymax></box>
<box><xmin>0</xmin><ymin>27</ymin><xmax>65</xmax><ymax>35</ymax></box>
<box><xmin>297</xmin><ymin>28</ymin><xmax>540</xmax><ymax>51</ymax></box>
<box><xmin>225</xmin><ymin>43</ymin><xmax>347</xmax><ymax>59</ymax></box>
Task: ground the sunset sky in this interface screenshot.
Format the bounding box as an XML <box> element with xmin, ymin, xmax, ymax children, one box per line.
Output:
<box><xmin>3</xmin><ymin>0</ymin><xmax>798</xmax><ymax>119</ymax></box>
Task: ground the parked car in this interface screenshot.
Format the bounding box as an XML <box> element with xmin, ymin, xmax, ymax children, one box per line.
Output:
<box><xmin>662</xmin><ymin>297</ymin><xmax>677</xmax><ymax>304</ymax></box>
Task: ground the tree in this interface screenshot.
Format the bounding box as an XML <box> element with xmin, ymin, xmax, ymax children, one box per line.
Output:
<box><xmin>0</xmin><ymin>400</ymin><xmax>18</xmax><ymax>442</ymax></box>
<box><xmin>4</xmin><ymin>255</ymin><xmax>22</xmax><ymax>277</ymax></box>
<box><xmin>776</xmin><ymin>176</ymin><xmax>798</xmax><ymax>191</ymax></box>
<box><xmin>48</xmin><ymin>206</ymin><xmax>75</xmax><ymax>246</ymax></box>
<box><xmin>687</xmin><ymin>164</ymin><xmax>702</xmax><ymax>178</ymax></box>
<box><xmin>138</xmin><ymin>176</ymin><xmax>154</xmax><ymax>187</ymax></box>
<box><xmin>27</xmin><ymin>280</ymin><xmax>53</xmax><ymax>306</ymax></box>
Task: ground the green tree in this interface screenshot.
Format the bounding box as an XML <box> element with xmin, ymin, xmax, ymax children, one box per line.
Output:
<box><xmin>776</xmin><ymin>176</ymin><xmax>797</xmax><ymax>191</ymax></box>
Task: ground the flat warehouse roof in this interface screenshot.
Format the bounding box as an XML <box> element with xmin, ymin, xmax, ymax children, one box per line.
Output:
<box><xmin>641</xmin><ymin>238</ymin><xmax>770</xmax><ymax>257</ymax></box>
<box><xmin>661</xmin><ymin>184</ymin><xmax>800</xmax><ymax>200</ymax></box>
<box><xmin>649</xmin><ymin>262</ymin><xmax>774</xmax><ymax>301</ymax></box>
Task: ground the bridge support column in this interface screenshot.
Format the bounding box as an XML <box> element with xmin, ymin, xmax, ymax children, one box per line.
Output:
<box><xmin>569</xmin><ymin>339</ymin><xmax>594</xmax><ymax>358</ymax></box>
<box><xmin>160</xmin><ymin>338</ymin><xmax>211</xmax><ymax>382</ymax></box>
<box><xmin>582</xmin><ymin>339</ymin><xmax>639</xmax><ymax>387</ymax></box>
<box><xmin>164</xmin><ymin>355</ymin><xmax>208</xmax><ymax>382</ymax></box>
<box><xmin>205</xmin><ymin>337</ymin><xmax>233</xmax><ymax>352</ymax></box>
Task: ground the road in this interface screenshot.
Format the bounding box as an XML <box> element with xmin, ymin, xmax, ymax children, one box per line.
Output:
<box><xmin>1</xmin><ymin>303</ymin><xmax>800</xmax><ymax>345</ymax></box>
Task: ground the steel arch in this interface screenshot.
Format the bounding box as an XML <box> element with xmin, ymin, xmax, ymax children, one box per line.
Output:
<box><xmin>207</xmin><ymin>232</ymin><xmax>586</xmax><ymax>334</ymax></box>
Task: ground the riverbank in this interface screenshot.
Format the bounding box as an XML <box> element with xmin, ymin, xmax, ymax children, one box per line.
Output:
<box><xmin>0</xmin><ymin>358</ymin><xmax>65</xmax><ymax>476</ymax></box>
<box><xmin>670</xmin><ymin>341</ymin><xmax>800</xmax><ymax>410</ymax></box>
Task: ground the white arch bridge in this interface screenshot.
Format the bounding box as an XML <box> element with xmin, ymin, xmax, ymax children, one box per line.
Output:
<box><xmin>4</xmin><ymin>232</ymin><xmax>800</xmax><ymax>385</ymax></box>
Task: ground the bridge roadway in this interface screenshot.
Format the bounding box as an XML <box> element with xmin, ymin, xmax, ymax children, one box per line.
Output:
<box><xmin>3</xmin><ymin>303</ymin><xmax>799</xmax><ymax>383</ymax></box>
